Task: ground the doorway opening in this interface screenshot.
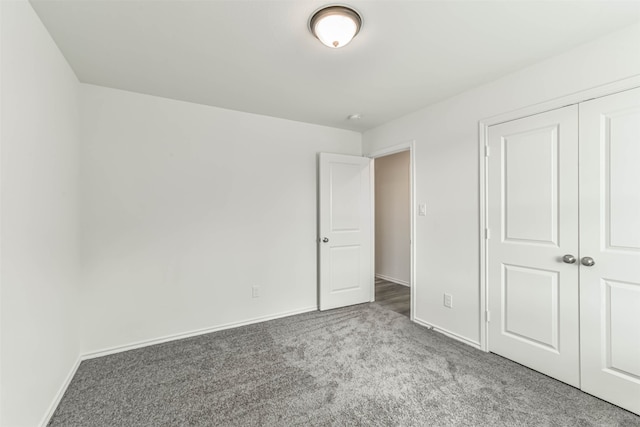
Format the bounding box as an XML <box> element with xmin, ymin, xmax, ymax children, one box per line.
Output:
<box><xmin>370</xmin><ymin>143</ymin><xmax>415</xmax><ymax>319</ymax></box>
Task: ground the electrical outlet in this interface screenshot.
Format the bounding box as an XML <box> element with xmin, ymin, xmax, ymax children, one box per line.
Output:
<box><xmin>252</xmin><ymin>286</ymin><xmax>260</xmax><ymax>298</ymax></box>
<box><xmin>444</xmin><ymin>293</ymin><xmax>453</xmax><ymax>308</ymax></box>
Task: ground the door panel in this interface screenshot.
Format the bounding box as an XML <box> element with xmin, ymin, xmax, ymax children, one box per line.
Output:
<box><xmin>488</xmin><ymin>106</ymin><xmax>580</xmax><ymax>387</ymax></box>
<box><xmin>502</xmin><ymin>264</ymin><xmax>559</xmax><ymax>351</ymax></box>
<box><xmin>319</xmin><ymin>153</ymin><xmax>373</xmax><ymax>311</ymax></box>
<box><xmin>503</xmin><ymin>125</ymin><xmax>559</xmax><ymax>245</ymax></box>
<box><xmin>579</xmin><ymin>87</ymin><xmax>640</xmax><ymax>414</ymax></box>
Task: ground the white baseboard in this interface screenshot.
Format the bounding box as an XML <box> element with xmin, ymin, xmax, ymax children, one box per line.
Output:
<box><xmin>375</xmin><ymin>274</ymin><xmax>410</xmax><ymax>287</ymax></box>
<box><xmin>39</xmin><ymin>356</ymin><xmax>81</xmax><ymax>427</ymax></box>
<box><xmin>413</xmin><ymin>317</ymin><xmax>481</xmax><ymax>350</ymax></box>
<box><xmin>82</xmin><ymin>306</ymin><xmax>318</xmax><ymax>360</ymax></box>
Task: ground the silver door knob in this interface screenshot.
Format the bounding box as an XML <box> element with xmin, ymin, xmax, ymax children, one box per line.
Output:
<box><xmin>581</xmin><ymin>256</ymin><xmax>595</xmax><ymax>267</ymax></box>
<box><xmin>562</xmin><ymin>254</ymin><xmax>576</xmax><ymax>264</ymax></box>
<box><xmin>322</xmin><ymin>237</ymin><xmax>329</xmax><ymax>243</ymax></box>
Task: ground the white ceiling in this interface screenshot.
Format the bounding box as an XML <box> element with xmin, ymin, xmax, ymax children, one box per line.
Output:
<box><xmin>31</xmin><ymin>0</ymin><xmax>640</xmax><ymax>132</ymax></box>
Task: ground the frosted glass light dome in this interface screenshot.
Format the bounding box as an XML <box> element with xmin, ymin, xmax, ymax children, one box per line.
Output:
<box><xmin>309</xmin><ymin>6</ymin><xmax>362</xmax><ymax>49</ymax></box>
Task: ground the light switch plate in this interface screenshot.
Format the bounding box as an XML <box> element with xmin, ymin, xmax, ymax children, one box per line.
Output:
<box><xmin>418</xmin><ymin>203</ymin><xmax>427</xmax><ymax>216</ymax></box>
<box><xmin>444</xmin><ymin>293</ymin><xmax>453</xmax><ymax>308</ymax></box>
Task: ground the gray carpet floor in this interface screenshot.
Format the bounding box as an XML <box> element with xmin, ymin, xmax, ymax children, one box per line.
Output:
<box><xmin>49</xmin><ymin>304</ymin><xmax>640</xmax><ymax>426</ymax></box>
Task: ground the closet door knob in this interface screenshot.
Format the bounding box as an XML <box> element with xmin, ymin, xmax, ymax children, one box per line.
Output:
<box><xmin>562</xmin><ymin>254</ymin><xmax>576</xmax><ymax>264</ymax></box>
<box><xmin>322</xmin><ymin>237</ymin><xmax>329</xmax><ymax>243</ymax></box>
<box><xmin>581</xmin><ymin>257</ymin><xmax>595</xmax><ymax>267</ymax></box>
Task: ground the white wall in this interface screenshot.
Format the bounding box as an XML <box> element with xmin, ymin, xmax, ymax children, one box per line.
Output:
<box><xmin>374</xmin><ymin>151</ymin><xmax>410</xmax><ymax>285</ymax></box>
<box><xmin>2</xmin><ymin>3</ymin><xmax>637</xmax><ymax>423</ymax></box>
<box><xmin>363</xmin><ymin>23</ymin><xmax>640</xmax><ymax>346</ymax></box>
<box><xmin>79</xmin><ymin>84</ymin><xmax>361</xmax><ymax>354</ymax></box>
<box><xmin>0</xmin><ymin>1</ymin><xmax>81</xmax><ymax>426</ymax></box>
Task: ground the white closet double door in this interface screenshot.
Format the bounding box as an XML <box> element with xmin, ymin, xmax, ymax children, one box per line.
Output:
<box><xmin>487</xmin><ymin>87</ymin><xmax>640</xmax><ymax>414</ymax></box>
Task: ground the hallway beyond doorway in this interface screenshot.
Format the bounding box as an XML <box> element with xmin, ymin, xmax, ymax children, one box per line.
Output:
<box><xmin>374</xmin><ymin>278</ymin><xmax>410</xmax><ymax>317</ymax></box>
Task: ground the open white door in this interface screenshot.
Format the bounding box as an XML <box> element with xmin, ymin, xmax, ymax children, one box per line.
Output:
<box><xmin>579</xmin><ymin>87</ymin><xmax>640</xmax><ymax>414</ymax></box>
<box><xmin>319</xmin><ymin>153</ymin><xmax>373</xmax><ymax>311</ymax></box>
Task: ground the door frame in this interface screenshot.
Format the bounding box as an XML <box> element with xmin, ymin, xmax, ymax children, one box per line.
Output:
<box><xmin>478</xmin><ymin>75</ymin><xmax>640</xmax><ymax>352</ymax></box>
<box><xmin>367</xmin><ymin>140</ymin><xmax>416</xmax><ymax>321</ymax></box>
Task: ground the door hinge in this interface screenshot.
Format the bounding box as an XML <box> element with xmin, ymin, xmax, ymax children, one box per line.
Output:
<box><xmin>486</xmin><ymin>310</ymin><xmax>491</xmax><ymax>323</ymax></box>
<box><xmin>485</xmin><ymin>228</ymin><xmax>491</xmax><ymax>239</ymax></box>
<box><xmin>485</xmin><ymin>145</ymin><xmax>490</xmax><ymax>157</ymax></box>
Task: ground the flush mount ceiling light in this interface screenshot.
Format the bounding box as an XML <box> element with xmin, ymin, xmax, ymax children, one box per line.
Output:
<box><xmin>309</xmin><ymin>5</ymin><xmax>362</xmax><ymax>49</ymax></box>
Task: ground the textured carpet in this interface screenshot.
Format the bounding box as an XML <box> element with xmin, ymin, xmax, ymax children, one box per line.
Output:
<box><xmin>49</xmin><ymin>304</ymin><xmax>640</xmax><ymax>426</ymax></box>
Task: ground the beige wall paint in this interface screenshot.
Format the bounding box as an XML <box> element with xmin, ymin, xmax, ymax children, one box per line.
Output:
<box><xmin>375</xmin><ymin>151</ymin><xmax>410</xmax><ymax>285</ymax></box>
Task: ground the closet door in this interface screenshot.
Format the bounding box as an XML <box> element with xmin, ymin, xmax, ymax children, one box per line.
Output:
<box><xmin>579</xmin><ymin>87</ymin><xmax>640</xmax><ymax>415</ymax></box>
<box><xmin>487</xmin><ymin>106</ymin><xmax>580</xmax><ymax>387</ymax></box>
